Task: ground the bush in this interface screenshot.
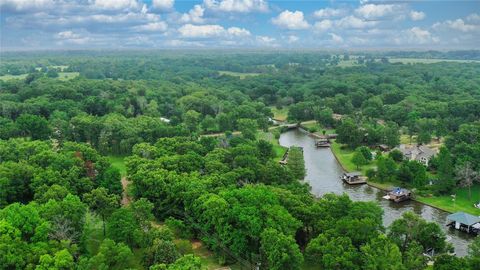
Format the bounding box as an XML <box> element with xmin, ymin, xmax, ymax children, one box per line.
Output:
<box><xmin>165</xmin><ymin>217</ymin><xmax>193</xmax><ymax>239</ymax></box>
<box><xmin>357</xmin><ymin>146</ymin><xmax>373</xmax><ymax>161</ymax></box>
<box><xmin>389</xmin><ymin>149</ymin><xmax>404</xmax><ymax>162</ymax></box>
<box><xmin>175</xmin><ymin>239</ymin><xmax>193</xmax><ymax>255</ymax></box>
<box><xmin>366</xmin><ymin>168</ymin><xmax>377</xmax><ymax>179</ymax></box>
<box><xmin>273</xmin><ymin>130</ymin><xmax>281</xmax><ymax>140</ymax></box>
<box><xmin>308</xmin><ymin>126</ymin><xmax>318</xmax><ymax>133</ymax></box>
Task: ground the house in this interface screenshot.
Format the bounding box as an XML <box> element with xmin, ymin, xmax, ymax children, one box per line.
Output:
<box><xmin>396</xmin><ymin>144</ymin><xmax>437</xmax><ymax>166</ymax></box>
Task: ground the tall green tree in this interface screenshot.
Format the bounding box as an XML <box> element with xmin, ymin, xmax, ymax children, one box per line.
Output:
<box><xmin>287</xmin><ymin>147</ymin><xmax>305</xmax><ymax>180</ymax></box>
<box><xmin>83</xmin><ymin>188</ymin><xmax>120</xmax><ymax>236</ymax></box>
<box><xmin>436</xmin><ymin>147</ymin><xmax>455</xmax><ymax>194</ymax></box>
<box><xmin>260</xmin><ymin>228</ymin><xmax>303</xmax><ymax>270</ymax></box>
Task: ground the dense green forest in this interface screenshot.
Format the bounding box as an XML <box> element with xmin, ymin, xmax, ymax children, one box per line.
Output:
<box><xmin>1</xmin><ymin>51</ymin><xmax>480</xmax><ymax>270</ymax></box>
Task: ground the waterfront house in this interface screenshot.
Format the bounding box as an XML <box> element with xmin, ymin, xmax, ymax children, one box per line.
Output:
<box><xmin>396</xmin><ymin>144</ymin><xmax>437</xmax><ymax>166</ymax></box>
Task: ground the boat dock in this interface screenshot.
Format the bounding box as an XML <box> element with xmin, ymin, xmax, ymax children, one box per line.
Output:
<box><xmin>341</xmin><ymin>172</ymin><xmax>367</xmax><ymax>185</ymax></box>
<box><xmin>446</xmin><ymin>212</ymin><xmax>480</xmax><ymax>235</ymax></box>
<box><xmin>315</xmin><ymin>138</ymin><xmax>331</xmax><ymax>148</ymax></box>
<box><xmin>383</xmin><ymin>187</ymin><xmax>412</xmax><ymax>202</ymax></box>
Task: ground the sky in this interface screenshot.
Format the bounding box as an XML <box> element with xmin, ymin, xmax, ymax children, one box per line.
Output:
<box><xmin>1</xmin><ymin>0</ymin><xmax>479</xmax><ymax>50</ymax></box>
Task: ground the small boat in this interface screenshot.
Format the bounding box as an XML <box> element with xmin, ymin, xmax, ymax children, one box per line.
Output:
<box><xmin>315</xmin><ymin>138</ymin><xmax>330</xmax><ymax>148</ymax></box>
<box><xmin>384</xmin><ymin>187</ymin><xmax>412</xmax><ymax>202</ymax></box>
<box><xmin>341</xmin><ymin>172</ymin><xmax>366</xmax><ymax>185</ymax></box>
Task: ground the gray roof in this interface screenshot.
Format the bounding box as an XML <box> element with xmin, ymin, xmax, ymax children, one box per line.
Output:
<box><xmin>397</xmin><ymin>144</ymin><xmax>436</xmax><ymax>161</ymax></box>
<box><xmin>345</xmin><ymin>172</ymin><xmax>362</xmax><ymax>177</ymax></box>
<box><xmin>447</xmin><ymin>212</ymin><xmax>480</xmax><ymax>226</ymax></box>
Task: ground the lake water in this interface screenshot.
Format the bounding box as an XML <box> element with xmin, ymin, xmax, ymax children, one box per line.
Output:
<box><xmin>279</xmin><ymin>129</ymin><xmax>473</xmax><ymax>256</ymax></box>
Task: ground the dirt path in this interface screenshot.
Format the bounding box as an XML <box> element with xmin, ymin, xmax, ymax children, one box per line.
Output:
<box><xmin>121</xmin><ymin>177</ymin><xmax>131</xmax><ymax>206</ymax></box>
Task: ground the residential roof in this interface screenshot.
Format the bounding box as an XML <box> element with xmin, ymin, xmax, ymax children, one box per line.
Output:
<box><xmin>397</xmin><ymin>144</ymin><xmax>437</xmax><ymax>161</ymax></box>
<box><xmin>447</xmin><ymin>212</ymin><xmax>480</xmax><ymax>226</ymax></box>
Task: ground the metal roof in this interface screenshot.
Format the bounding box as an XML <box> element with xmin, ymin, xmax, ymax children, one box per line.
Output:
<box><xmin>345</xmin><ymin>172</ymin><xmax>362</xmax><ymax>177</ymax></box>
<box><xmin>447</xmin><ymin>212</ymin><xmax>480</xmax><ymax>226</ymax></box>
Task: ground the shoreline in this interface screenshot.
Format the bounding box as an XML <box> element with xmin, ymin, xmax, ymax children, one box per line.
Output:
<box><xmin>298</xmin><ymin>127</ymin><xmax>474</xmax><ymax>215</ymax></box>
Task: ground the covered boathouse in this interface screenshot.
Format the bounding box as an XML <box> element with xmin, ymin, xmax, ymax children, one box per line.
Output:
<box><xmin>446</xmin><ymin>212</ymin><xmax>480</xmax><ymax>235</ymax></box>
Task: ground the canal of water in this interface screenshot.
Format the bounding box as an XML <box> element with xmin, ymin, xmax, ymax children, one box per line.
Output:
<box><xmin>279</xmin><ymin>129</ymin><xmax>473</xmax><ymax>256</ymax></box>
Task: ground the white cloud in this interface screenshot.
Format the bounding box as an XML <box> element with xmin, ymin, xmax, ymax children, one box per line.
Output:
<box><xmin>180</xmin><ymin>5</ymin><xmax>205</xmax><ymax>24</ymax></box>
<box><xmin>94</xmin><ymin>0</ymin><xmax>139</xmax><ymax>10</ymax></box>
<box><xmin>55</xmin><ymin>30</ymin><xmax>90</xmax><ymax>44</ymax></box>
<box><xmin>410</xmin><ymin>11</ymin><xmax>425</xmax><ymax>21</ymax></box>
<box><xmin>272</xmin><ymin>10</ymin><xmax>310</xmax><ymax>30</ymax></box>
<box><xmin>398</xmin><ymin>27</ymin><xmax>439</xmax><ymax>45</ymax></box>
<box><xmin>433</xmin><ymin>18</ymin><xmax>479</xmax><ymax>32</ymax></box>
<box><xmin>446</xmin><ymin>19</ymin><xmax>477</xmax><ymax>32</ymax></box>
<box><xmin>227</xmin><ymin>27</ymin><xmax>251</xmax><ymax>37</ymax></box>
<box><xmin>336</xmin><ymin>16</ymin><xmax>377</xmax><ymax>29</ymax></box>
<box><xmin>132</xmin><ymin>21</ymin><xmax>168</xmax><ymax>32</ymax></box>
<box><xmin>256</xmin><ymin>35</ymin><xmax>276</xmax><ymax>46</ymax></box>
<box><xmin>355</xmin><ymin>4</ymin><xmax>401</xmax><ymax>20</ymax></box>
<box><xmin>0</xmin><ymin>0</ymin><xmax>53</xmax><ymax>11</ymax></box>
<box><xmin>152</xmin><ymin>0</ymin><xmax>174</xmax><ymax>10</ymax></box>
<box><xmin>204</xmin><ymin>0</ymin><xmax>268</xmax><ymax>13</ymax></box>
<box><xmin>313</xmin><ymin>8</ymin><xmax>346</xmax><ymax>19</ymax></box>
<box><xmin>287</xmin><ymin>35</ymin><xmax>299</xmax><ymax>43</ymax></box>
<box><xmin>314</xmin><ymin>20</ymin><xmax>333</xmax><ymax>32</ymax></box>
<box><xmin>329</xmin><ymin>33</ymin><xmax>343</xmax><ymax>44</ymax></box>
<box><xmin>178</xmin><ymin>24</ymin><xmax>250</xmax><ymax>38</ymax></box>
<box><xmin>164</xmin><ymin>39</ymin><xmax>205</xmax><ymax>47</ymax></box>
<box><xmin>466</xmin><ymin>13</ymin><xmax>480</xmax><ymax>22</ymax></box>
<box><xmin>178</xmin><ymin>24</ymin><xmax>224</xmax><ymax>38</ymax></box>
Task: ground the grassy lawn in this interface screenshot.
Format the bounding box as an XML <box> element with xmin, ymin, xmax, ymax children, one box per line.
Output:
<box><xmin>269</xmin><ymin>106</ymin><xmax>288</xmax><ymax>121</ymax></box>
<box><xmin>258</xmin><ymin>131</ymin><xmax>287</xmax><ymax>162</ymax></box>
<box><xmin>400</xmin><ymin>134</ymin><xmax>416</xmax><ymax>144</ymax></box>
<box><xmin>389</xmin><ymin>58</ymin><xmax>480</xmax><ymax>64</ymax></box>
<box><xmin>337</xmin><ymin>59</ymin><xmax>361</xmax><ymax>67</ymax></box>
<box><xmin>0</xmin><ymin>72</ymin><xmax>78</xmax><ymax>81</ymax></box>
<box><xmin>107</xmin><ymin>155</ymin><xmax>127</xmax><ymax>176</ymax></box>
<box><xmin>0</xmin><ymin>74</ymin><xmax>28</xmax><ymax>81</ymax></box>
<box><xmin>330</xmin><ymin>141</ymin><xmax>376</xmax><ymax>174</ymax></box>
<box><xmin>301</xmin><ymin>121</ymin><xmax>336</xmax><ymax>136</ymax></box>
<box><xmin>416</xmin><ymin>184</ymin><xmax>480</xmax><ymax>215</ymax></box>
<box><xmin>58</xmin><ymin>72</ymin><xmax>80</xmax><ymax>80</ymax></box>
<box><xmin>218</xmin><ymin>71</ymin><xmax>260</xmax><ymax>79</ymax></box>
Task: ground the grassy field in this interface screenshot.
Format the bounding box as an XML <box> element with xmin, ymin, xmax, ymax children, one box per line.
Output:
<box><xmin>270</xmin><ymin>106</ymin><xmax>288</xmax><ymax>121</ymax></box>
<box><xmin>389</xmin><ymin>58</ymin><xmax>480</xmax><ymax>64</ymax></box>
<box><xmin>301</xmin><ymin>121</ymin><xmax>336</xmax><ymax>135</ymax></box>
<box><xmin>337</xmin><ymin>59</ymin><xmax>360</xmax><ymax>67</ymax></box>
<box><xmin>218</xmin><ymin>71</ymin><xmax>260</xmax><ymax>79</ymax></box>
<box><xmin>107</xmin><ymin>155</ymin><xmax>127</xmax><ymax>176</ymax></box>
<box><xmin>0</xmin><ymin>74</ymin><xmax>28</xmax><ymax>80</ymax></box>
<box><xmin>417</xmin><ymin>185</ymin><xmax>480</xmax><ymax>215</ymax></box>
<box><xmin>58</xmin><ymin>72</ymin><xmax>80</xmax><ymax>80</ymax></box>
<box><xmin>258</xmin><ymin>131</ymin><xmax>287</xmax><ymax>161</ymax></box>
<box><xmin>0</xmin><ymin>72</ymin><xmax>79</xmax><ymax>81</ymax></box>
<box><xmin>330</xmin><ymin>141</ymin><xmax>377</xmax><ymax>174</ymax></box>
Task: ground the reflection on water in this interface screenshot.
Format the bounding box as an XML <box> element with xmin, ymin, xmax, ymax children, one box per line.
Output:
<box><xmin>279</xmin><ymin>129</ymin><xmax>473</xmax><ymax>256</ymax></box>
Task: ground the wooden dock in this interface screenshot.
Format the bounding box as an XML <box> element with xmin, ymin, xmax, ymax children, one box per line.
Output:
<box><xmin>446</xmin><ymin>212</ymin><xmax>480</xmax><ymax>235</ymax></box>
<box><xmin>341</xmin><ymin>172</ymin><xmax>367</xmax><ymax>185</ymax></box>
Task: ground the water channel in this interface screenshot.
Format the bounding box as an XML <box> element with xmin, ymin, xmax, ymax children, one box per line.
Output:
<box><xmin>279</xmin><ymin>129</ymin><xmax>473</xmax><ymax>256</ymax></box>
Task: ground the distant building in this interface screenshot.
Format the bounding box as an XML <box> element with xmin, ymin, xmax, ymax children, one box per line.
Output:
<box><xmin>396</xmin><ymin>144</ymin><xmax>437</xmax><ymax>166</ymax></box>
<box><xmin>160</xmin><ymin>117</ymin><xmax>171</xmax><ymax>123</ymax></box>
